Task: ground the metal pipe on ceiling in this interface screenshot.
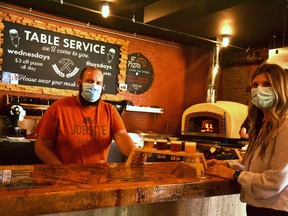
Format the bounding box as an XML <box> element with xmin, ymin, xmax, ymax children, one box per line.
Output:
<box><xmin>49</xmin><ymin>0</ymin><xmax>246</xmax><ymax>50</ymax></box>
<box><xmin>2</xmin><ymin>0</ymin><xmax>246</xmax><ymax>50</ymax></box>
<box><xmin>0</xmin><ymin>5</ymin><xmax>185</xmax><ymax>49</ymax></box>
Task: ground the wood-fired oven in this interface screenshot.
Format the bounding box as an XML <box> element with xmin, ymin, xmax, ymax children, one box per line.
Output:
<box><xmin>181</xmin><ymin>101</ymin><xmax>248</xmax><ymax>140</ymax></box>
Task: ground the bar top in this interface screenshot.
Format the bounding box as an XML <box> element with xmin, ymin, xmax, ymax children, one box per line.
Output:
<box><xmin>0</xmin><ymin>162</ymin><xmax>240</xmax><ymax>216</ymax></box>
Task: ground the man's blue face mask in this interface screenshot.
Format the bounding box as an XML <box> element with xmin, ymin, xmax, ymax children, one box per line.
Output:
<box><xmin>81</xmin><ymin>83</ymin><xmax>102</xmax><ymax>102</ymax></box>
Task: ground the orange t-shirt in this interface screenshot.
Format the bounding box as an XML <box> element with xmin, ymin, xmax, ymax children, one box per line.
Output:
<box><xmin>34</xmin><ymin>96</ymin><xmax>126</xmax><ymax>164</ymax></box>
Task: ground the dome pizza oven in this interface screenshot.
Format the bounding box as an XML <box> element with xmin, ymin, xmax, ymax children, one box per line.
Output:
<box><xmin>181</xmin><ymin>101</ymin><xmax>248</xmax><ymax>140</ymax></box>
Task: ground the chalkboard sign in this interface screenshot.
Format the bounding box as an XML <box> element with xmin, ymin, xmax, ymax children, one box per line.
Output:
<box><xmin>126</xmin><ymin>53</ymin><xmax>154</xmax><ymax>94</ymax></box>
<box><xmin>1</xmin><ymin>21</ymin><xmax>120</xmax><ymax>94</ymax></box>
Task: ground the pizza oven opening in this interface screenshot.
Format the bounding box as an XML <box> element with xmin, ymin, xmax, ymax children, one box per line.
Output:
<box><xmin>190</xmin><ymin>116</ymin><xmax>220</xmax><ymax>134</ymax></box>
<box><xmin>200</xmin><ymin>119</ymin><xmax>218</xmax><ymax>133</ymax></box>
<box><xmin>181</xmin><ymin>101</ymin><xmax>248</xmax><ymax>141</ymax></box>
<box><xmin>184</xmin><ymin>111</ymin><xmax>225</xmax><ymax>138</ymax></box>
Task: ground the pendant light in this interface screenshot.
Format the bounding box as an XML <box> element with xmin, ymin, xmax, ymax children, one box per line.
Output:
<box><xmin>102</xmin><ymin>1</ymin><xmax>110</xmax><ymax>18</ymax></box>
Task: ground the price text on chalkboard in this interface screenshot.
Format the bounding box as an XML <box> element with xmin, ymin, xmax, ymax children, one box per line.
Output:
<box><xmin>1</xmin><ymin>21</ymin><xmax>120</xmax><ymax>94</ymax></box>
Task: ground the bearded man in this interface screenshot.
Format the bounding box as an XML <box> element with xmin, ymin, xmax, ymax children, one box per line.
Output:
<box><xmin>35</xmin><ymin>67</ymin><xmax>138</xmax><ymax>164</ymax></box>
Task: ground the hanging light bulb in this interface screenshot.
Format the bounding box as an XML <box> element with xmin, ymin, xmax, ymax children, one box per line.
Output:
<box><xmin>221</xmin><ymin>35</ymin><xmax>230</xmax><ymax>47</ymax></box>
<box><xmin>102</xmin><ymin>1</ymin><xmax>110</xmax><ymax>18</ymax></box>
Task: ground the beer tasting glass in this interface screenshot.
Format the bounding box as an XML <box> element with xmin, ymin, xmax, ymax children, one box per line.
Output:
<box><xmin>170</xmin><ymin>140</ymin><xmax>182</xmax><ymax>161</ymax></box>
<box><xmin>185</xmin><ymin>141</ymin><xmax>197</xmax><ymax>162</ymax></box>
<box><xmin>143</xmin><ymin>138</ymin><xmax>155</xmax><ymax>157</ymax></box>
<box><xmin>156</xmin><ymin>139</ymin><xmax>167</xmax><ymax>159</ymax></box>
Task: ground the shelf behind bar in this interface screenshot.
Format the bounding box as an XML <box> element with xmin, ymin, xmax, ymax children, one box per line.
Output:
<box><xmin>125</xmin><ymin>105</ymin><xmax>164</xmax><ymax>114</ymax></box>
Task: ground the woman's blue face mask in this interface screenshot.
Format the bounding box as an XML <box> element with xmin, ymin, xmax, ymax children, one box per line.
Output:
<box><xmin>251</xmin><ymin>86</ymin><xmax>275</xmax><ymax>110</ymax></box>
<box><xmin>81</xmin><ymin>83</ymin><xmax>102</xmax><ymax>102</ymax></box>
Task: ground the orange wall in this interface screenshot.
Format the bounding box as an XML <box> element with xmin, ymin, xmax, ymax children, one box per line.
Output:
<box><xmin>0</xmin><ymin>2</ymin><xmax>211</xmax><ymax>136</ymax></box>
<box><xmin>122</xmin><ymin>42</ymin><xmax>211</xmax><ymax>135</ymax></box>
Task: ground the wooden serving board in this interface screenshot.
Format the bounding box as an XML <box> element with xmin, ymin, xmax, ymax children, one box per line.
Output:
<box><xmin>125</xmin><ymin>148</ymin><xmax>207</xmax><ymax>177</ymax></box>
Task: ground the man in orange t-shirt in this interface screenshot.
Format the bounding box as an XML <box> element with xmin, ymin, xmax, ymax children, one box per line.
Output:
<box><xmin>34</xmin><ymin>67</ymin><xmax>137</xmax><ymax>164</ymax></box>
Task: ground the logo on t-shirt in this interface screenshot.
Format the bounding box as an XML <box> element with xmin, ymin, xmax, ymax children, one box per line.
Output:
<box><xmin>71</xmin><ymin>117</ymin><xmax>107</xmax><ymax>136</ymax></box>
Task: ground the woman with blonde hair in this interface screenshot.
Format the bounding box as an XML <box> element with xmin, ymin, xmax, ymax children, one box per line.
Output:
<box><xmin>206</xmin><ymin>63</ymin><xmax>288</xmax><ymax>215</ymax></box>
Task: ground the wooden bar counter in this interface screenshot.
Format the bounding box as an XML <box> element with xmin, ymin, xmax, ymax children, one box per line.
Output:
<box><xmin>0</xmin><ymin>162</ymin><xmax>241</xmax><ymax>216</ymax></box>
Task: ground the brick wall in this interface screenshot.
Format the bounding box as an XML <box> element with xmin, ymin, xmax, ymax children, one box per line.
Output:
<box><xmin>0</xmin><ymin>2</ymin><xmax>211</xmax><ymax>136</ymax></box>
<box><xmin>220</xmin><ymin>64</ymin><xmax>260</xmax><ymax>105</ymax></box>
<box><xmin>219</xmin><ymin>48</ymin><xmax>268</xmax><ymax>105</ymax></box>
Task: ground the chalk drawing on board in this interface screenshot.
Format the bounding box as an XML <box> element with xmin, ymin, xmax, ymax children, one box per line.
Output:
<box><xmin>9</xmin><ymin>29</ymin><xmax>20</xmax><ymax>48</ymax></box>
<box><xmin>126</xmin><ymin>53</ymin><xmax>154</xmax><ymax>95</ymax></box>
<box><xmin>52</xmin><ymin>58</ymin><xmax>79</xmax><ymax>78</ymax></box>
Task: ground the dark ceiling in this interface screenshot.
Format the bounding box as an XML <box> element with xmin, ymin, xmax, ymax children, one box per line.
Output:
<box><xmin>2</xmin><ymin>0</ymin><xmax>288</xmax><ymax>52</ymax></box>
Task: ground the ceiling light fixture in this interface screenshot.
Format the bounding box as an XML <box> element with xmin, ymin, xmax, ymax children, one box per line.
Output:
<box><xmin>132</xmin><ymin>14</ymin><xmax>136</xmax><ymax>23</ymax></box>
<box><xmin>101</xmin><ymin>1</ymin><xmax>110</xmax><ymax>18</ymax></box>
<box><xmin>221</xmin><ymin>35</ymin><xmax>230</xmax><ymax>47</ymax></box>
<box><xmin>217</xmin><ymin>35</ymin><xmax>230</xmax><ymax>47</ymax></box>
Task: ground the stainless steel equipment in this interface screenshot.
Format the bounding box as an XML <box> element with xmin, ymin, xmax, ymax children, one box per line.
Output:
<box><xmin>6</xmin><ymin>102</ymin><xmax>26</xmax><ymax>137</ymax></box>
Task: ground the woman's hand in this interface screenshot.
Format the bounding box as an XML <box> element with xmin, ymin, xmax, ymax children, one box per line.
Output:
<box><xmin>206</xmin><ymin>164</ymin><xmax>235</xmax><ymax>180</ymax></box>
<box><xmin>207</xmin><ymin>159</ymin><xmax>228</xmax><ymax>168</ymax></box>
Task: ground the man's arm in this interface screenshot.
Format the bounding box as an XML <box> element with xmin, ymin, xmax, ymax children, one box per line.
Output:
<box><xmin>35</xmin><ymin>136</ymin><xmax>62</xmax><ymax>164</ymax></box>
<box><xmin>113</xmin><ymin>130</ymin><xmax>135</xmax><ymax>157</ymax></box>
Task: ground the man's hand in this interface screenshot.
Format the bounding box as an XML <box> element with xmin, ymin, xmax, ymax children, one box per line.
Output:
<box><xmin>131</xmin><ymin>152</ymin><xmax>147</xmax><ymax>166</ymax></box>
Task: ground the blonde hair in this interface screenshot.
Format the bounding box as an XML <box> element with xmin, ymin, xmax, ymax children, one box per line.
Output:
<box><xmin>245</xmin><ymin>64</ymin><xmax>288</xmax><ymax>161</ymax></box>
